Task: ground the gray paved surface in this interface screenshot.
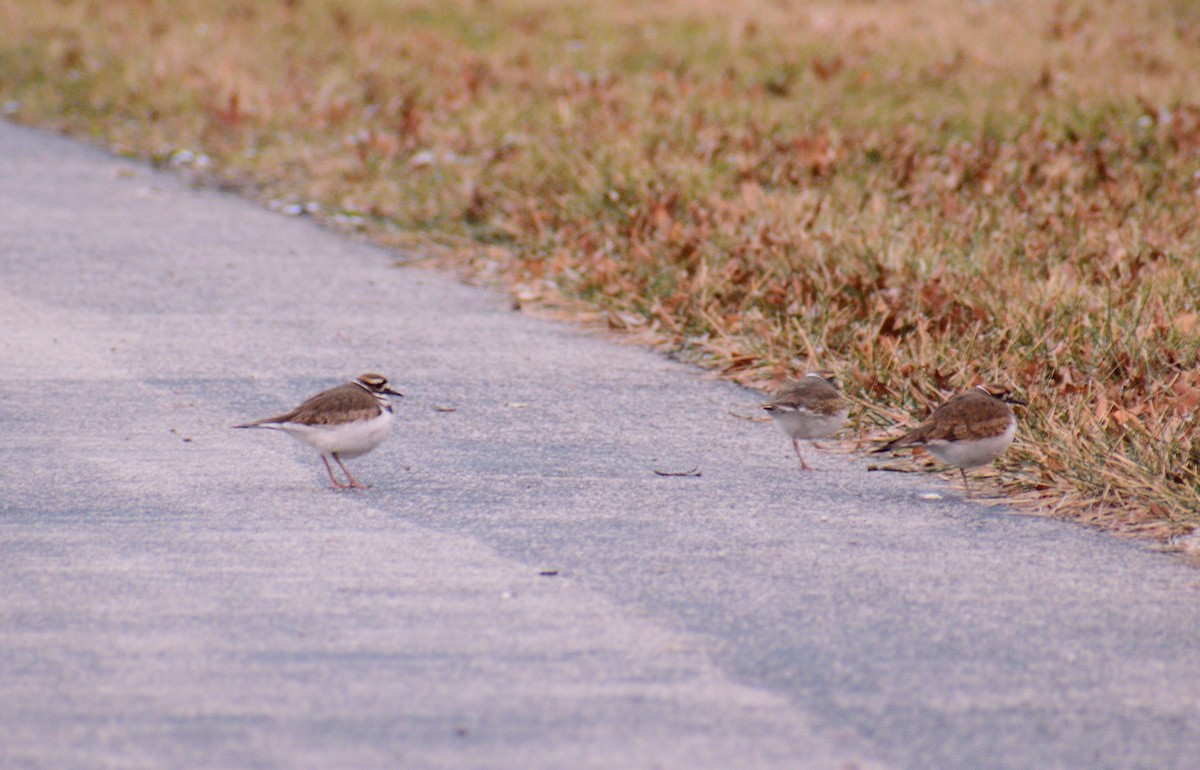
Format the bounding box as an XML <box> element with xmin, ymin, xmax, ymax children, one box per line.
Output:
<box><xmin>2</xmin><ymin>119</ymin><xmax>1199</xmax><ymax>770</ymax></box>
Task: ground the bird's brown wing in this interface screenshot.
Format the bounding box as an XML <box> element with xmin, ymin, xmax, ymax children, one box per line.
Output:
<box><xmin>765</xmin><ymin>378</ymin><xmax>845</xmax><ymax>416</ymax></box>
<box><xmin>876</xmin><ymin>390</ymin><xmax>1011</xmax><ymax>450</ymax></box>
<box><xmin>921</xmin><ymin>391</ymin><xmax>1013</xmax><ymax>441</ymax></box>
<box><xmin>238</xmin><ymin>383</ymin><xmax>380</xmax><ymax>427</ymax></box>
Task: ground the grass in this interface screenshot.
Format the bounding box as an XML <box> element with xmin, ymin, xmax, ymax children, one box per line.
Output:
<box><xmin>3</xmin><ymin>0</ymin><xmax>1199</xmax><ymax>538</ymax></box>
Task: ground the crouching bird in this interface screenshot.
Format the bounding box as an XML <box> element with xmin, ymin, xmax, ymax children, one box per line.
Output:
<box><xmin>874</xmin><ymin>383</ymin><xmax>1025</xmax><ymax>492</ymax></box>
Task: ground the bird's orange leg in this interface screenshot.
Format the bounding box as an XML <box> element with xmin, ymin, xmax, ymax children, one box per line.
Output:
<box><xmin>793</xmin><ymin>439</ymin><xmax>815</xmax><ymax>471</ymax></box>
<box><xmin>333</xmin><ymin>453</ymin><xmax>368</xmax><ymax>489</ymax></box>
<box><xmin>321</xmin><ymin>456</ymin><xmax>349</xmax><ymax>489</ymax></box>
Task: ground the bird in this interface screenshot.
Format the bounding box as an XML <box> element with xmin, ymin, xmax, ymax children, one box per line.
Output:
<box><xmin>761</xmin><ymin>371</ymin><xmax>849</xmax><ymax>470</ymax></box>
<box><xmin>234</xmin><ymin>373</ymin><xmax>403</xmax><ymax>489</ymax></box>
<box><xmin>873</xmin><ymin>383</ymin><xmax>1026</xmax><ymax>491</ymax></box>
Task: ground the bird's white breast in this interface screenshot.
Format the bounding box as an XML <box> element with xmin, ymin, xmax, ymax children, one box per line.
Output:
<box><xmin>771</xmin><ymin>407</ymin><xmax>848</xmax><ymax>440</ymax></box>
<box><xmin>273</xmin><ymin>410</ymin><xmax>394</xmax><ymax>459</ymax></box>
<box><xmin>925</xmin><ymin>420</ymin><xmax>1015</xmax><ymax>469</ymax></box>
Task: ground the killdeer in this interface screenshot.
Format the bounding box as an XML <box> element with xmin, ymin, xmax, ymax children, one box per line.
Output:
<box><xmin>762</xmin><ymin>371</ymin><xmax>849</xmax><ymax>470</ymax></box>
<box><xmin>873</xmin><ymin>383</ymin><xmax>1025</xmax><ymax>491</ymax></box>
<box><xmin>234</xmin><ymin>373</ymin><xmax>403</xmax><ymax>489</ymax></box>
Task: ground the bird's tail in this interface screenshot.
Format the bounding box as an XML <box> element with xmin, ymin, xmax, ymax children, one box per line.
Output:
<box><xmin>232</xmin><ymin>418</ymin><xmax>280</xmax><ymax>429</ymax></box>
<box><xmin>871</xmin><ymin>435</ymin><xmax>907</xmax><ymax>454</ymax></box>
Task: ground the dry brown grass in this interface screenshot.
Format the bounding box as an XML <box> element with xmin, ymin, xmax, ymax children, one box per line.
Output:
<box><xmin>3</xmin><ymin>0</ymin><xmax>1199</xmax><ymax>537</ymax></box>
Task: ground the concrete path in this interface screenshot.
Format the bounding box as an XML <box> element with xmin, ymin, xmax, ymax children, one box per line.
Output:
<box><xmin>2</xmin><ymin>119</ymin><xmax>1198</xmax><ymax>770</ymax></box>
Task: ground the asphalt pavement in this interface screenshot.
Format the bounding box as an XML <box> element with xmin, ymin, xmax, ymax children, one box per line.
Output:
<box><xmin>2</xmin><ymin>119</ymin><xmax>1199</xmax><ymax>769</ymax></box>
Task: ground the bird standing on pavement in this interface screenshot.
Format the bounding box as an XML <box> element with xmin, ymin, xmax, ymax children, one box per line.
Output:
<box><xmin>234</xmin><ymin>373</ymin><xmax>403</xmax><ymax>489</ymax></box>
<box><xmin>873</xmin><ymin>383</ymin><xmax>1025</xmax><ymax>491</ymax></box>
<box><xmin>762</xmin><ymin>371</ymin><xmax>848</xmax><ymax>470</ymax></box>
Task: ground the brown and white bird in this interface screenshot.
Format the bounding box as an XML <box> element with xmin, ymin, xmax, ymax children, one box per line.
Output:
<box><xmin>761</xmin><ymin>371</ymin><xmax>849</xmax><ymax>470</ymax></box>
<box><xmin>234</xmin><ymin>373</ymin><xmax>403</xmax><ymax>489</ymax></box>
<box><xmin>873</xmin><ymin>383</ymin><xmax>1025</xmax><ymax>491</ymax></box>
